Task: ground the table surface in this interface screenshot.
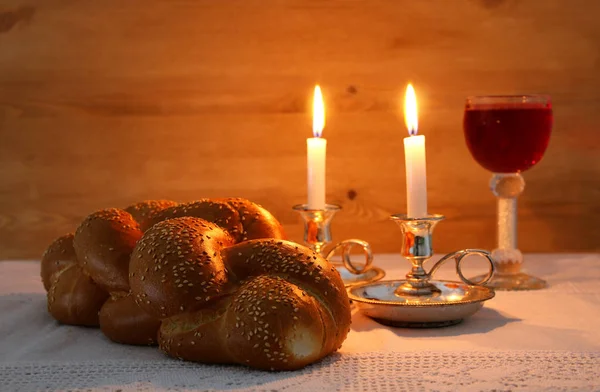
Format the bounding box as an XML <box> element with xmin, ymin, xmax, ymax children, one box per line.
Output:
<box><xmin>1</xmin><ymin>254</ymin><xmax>599</xmax><ymax>391</ymax></box>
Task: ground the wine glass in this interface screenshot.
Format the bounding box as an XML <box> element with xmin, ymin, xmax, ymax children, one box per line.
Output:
<box><xmin>463</xmin><ymin>95</ymin><xmax>553</xmax><ymax>290</ymax></box>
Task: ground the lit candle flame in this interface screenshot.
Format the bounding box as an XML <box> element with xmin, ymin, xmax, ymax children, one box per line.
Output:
<box><xmin>404</xmin><ymin>83</ymin><xmax>418</xmax><ymax>136</ymax></box>
<box><xmin>313</xmin><ymin>85</ymin><xmax>325</xmax><ymax>138</ymax></box>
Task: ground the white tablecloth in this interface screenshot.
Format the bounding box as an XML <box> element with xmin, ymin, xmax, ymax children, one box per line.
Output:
<box><xmin>1</xmin><ymin>254</ymin><xmax>599</xmax><ymax>391</ymax></box>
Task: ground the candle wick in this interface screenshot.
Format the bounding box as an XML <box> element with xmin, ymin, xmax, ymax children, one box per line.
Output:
<box><xmin>409</xmin><ymin>129</ymin><xmax>417</xmax><ymax>136</ymax></box>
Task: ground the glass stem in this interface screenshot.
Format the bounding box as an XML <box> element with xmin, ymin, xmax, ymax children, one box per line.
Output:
<box><xmin>497</xmin><ymin>197</ymin><xmax>517</xmax><ymax>250</ymax></box>
<box><xmin>490</xmin><ymin>173</ymin><xmax>525</xmax><ymax>274</ymax></box>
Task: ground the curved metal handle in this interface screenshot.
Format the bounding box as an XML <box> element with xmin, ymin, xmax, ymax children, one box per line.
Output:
<box><xmin>325</xmin><ymin>239</ymin><xmax>373</xmax><ymax>275</ymax></box>
<box><xmin>428</xmin><ymin>249</ymin><xmax>495</xmax><ymax>286</ymax></box>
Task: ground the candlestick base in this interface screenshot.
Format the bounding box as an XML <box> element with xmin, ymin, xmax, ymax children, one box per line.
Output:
<box><xmin>293</xmin><ymin>204</ymin><xmax>385</xmax><ymax>287</ymax></box>
<box><xmin>348</xmin><ymin>279</ymin><xmax>494</xmax><ymax>328</ymax></box>
<box><xmin>348</xmin><ymin>213</ymin><xmax>497</xmax><ymax>328</ymax></box>
<box><xmin>471</xmin><ymin>272</ymin><xmax>547</xmax><ymax>291</ymax></box>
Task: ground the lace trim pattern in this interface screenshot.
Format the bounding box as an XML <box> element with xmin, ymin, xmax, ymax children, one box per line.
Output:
<box><xmin>1</xmin><ymin>351</ymin><xmax>598</xmax><ymax>391</ymax></box>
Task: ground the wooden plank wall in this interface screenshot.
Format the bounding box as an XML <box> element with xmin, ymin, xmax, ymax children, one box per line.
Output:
<box><xmin>1</xmin><ymin>0</ymin><xmax>599</xmax><ymax>259</ymax></box>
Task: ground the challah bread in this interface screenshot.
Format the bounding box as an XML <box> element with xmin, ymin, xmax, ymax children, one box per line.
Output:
<box><xmin>125</xmin><ymin>200</ymin><xmax>178</xmax><ymax>232</ymax></box>
<box><xmin>74</xmin><ymin>209</ymin><xmax>143</xmax><ymax>293</ymax></box>
<box><xmin>47</xmin><ymin>263</ymin><xmax>109</xmax><ymax>326</ymax></box>
<box><xmin>130</xmin><ymin>217</ymin><xmax>351</xmax><ymax>370</ymax></box>
<box><xmin>42</xmin><ymin>233</ymin><xmax>108</xmax><ymax>326</ymax></box>
<box><xmin>42</xmin><ymin>208</ymin><xmax>164</xmax><ymax>342</ymax></box>
<box><xmin>41</xmin><ymin>233</ymin><xmax>78</xmax><ymax>291</ymax></box>
<box><xmin>130</xmin><ymin>217</ymin><xmax>235</xmax><ymax>319</ymax></box>
<box><xmin>223</xmin><ymin>197</ymin><xmax>286</xmax><ymax>241</ymax></box>
<box><xmin>42</xmin><ymin>202</ymin><xmax>181</xmax><ymax>341</ymax></box>
<box><xmin>77</xmin><ymin>207</ymin><xmax>179</xmax><ymax>345</ymax></box>
<box><xmin>98</xmin><ymin>293</ymin><xmax>161</xmax><ymax>345</ymax></box>
<box><xmin>41</xmin><ymin>198</ymin><xmax>351</xmax><ymax>370</ymax></box>
<box><xmin>145</xmin><ymin>198</ymin><xmax>285</xmax><ymax>242</ymax></box>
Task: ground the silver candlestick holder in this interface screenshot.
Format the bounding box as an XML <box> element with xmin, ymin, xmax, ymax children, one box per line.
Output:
<box><xmin>293</xmin><ymin>204</ymin><xmax>385</xmax><ymax>287</ymax></box>
<box><xmin>348</xmin><ymin>213</ymin><xmax>497</xmax><ymax>328</ymax></box>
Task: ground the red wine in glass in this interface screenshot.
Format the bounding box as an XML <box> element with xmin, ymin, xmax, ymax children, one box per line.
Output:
<box><xmin>464</xmin><ymin>102</ymin><xmax>552</xmax><ymax>173</ymax></box>
<box><xmin>463</xmin><ymin>95</ymin><xmax>553</xmax><ymax>290</ymax></box>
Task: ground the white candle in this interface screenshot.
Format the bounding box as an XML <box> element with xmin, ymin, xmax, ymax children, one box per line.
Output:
<box><xmin>307</xmin><ymin>85</ymin><xmax>326</xmax><ymax>210</ymax></box>
<box><xmin>403</xmin><ymin>84</ymin><xmax>428</xmax><ymax>218</ymax></box>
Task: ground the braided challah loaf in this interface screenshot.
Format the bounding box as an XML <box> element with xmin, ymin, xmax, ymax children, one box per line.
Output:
<box><xmin>41</xmin><ymin>198</ymin><xmax>352</xmax><ymax>370</ymax></box>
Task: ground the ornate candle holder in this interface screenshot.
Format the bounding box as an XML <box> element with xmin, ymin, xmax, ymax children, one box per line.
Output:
<box><xmin>293</xmin><ymin>204</ymin><xmax>385</xmax><ymax>287</ymax></box>
<box><xmin>348</xmin><ymin>214</ymin><xmax>497</xmax><ymax>328</ymax></box>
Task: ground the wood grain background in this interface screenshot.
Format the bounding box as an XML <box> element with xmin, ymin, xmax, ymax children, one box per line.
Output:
<box><xmin>1</xmin><ymin>0</ymin><xmax>599</xmax><ymax>259</ymax></box>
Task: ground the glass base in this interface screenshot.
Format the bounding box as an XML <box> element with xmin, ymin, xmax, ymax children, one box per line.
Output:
<box><xmin>471</xmin><ymin>272</ymin><xmax>547</xmax><ymax>291</ymax></box>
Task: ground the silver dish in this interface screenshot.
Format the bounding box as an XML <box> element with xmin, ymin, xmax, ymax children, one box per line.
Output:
<box><xmin>335</xmin><ymin>264</ymin><xmax>386</xmax><ymax>287</ymax></box>
<box><xmin>348</xmin><ymin>279</ymin><xmax>495</xmax><ymax>328</ymax></box>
